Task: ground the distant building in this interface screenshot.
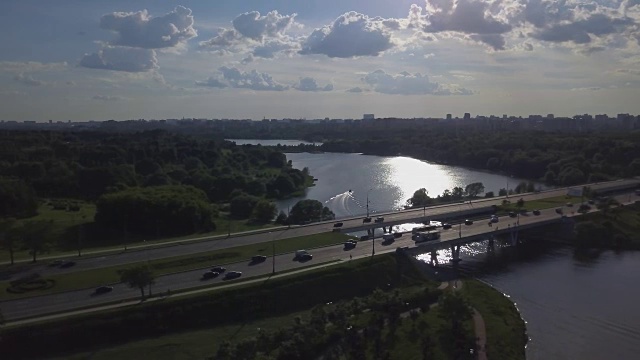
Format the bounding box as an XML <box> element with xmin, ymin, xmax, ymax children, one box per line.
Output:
<box><xmin>446</xmin><ymin>114</ymin><xmax>452</xmax><ymax>120</ymax></box>
<box><xmin>463</xmin><ymin>113</ymin><xmax>471</xmax><ymax>120</ymax></box>
<box><xmin>363</xmin><ymin>114</ymin><xmax>375</xmax><ymax>121</ymax></box>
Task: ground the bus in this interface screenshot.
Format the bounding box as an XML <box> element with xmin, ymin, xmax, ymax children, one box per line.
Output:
<box><xmin>413</xmin><ymin>230</ymin><xmax>441</xmax><ymax>243</ymax></box>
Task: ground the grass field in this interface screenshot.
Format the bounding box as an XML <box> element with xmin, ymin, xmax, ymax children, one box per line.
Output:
<box><xmin>1</xmin><ymin>202</ymin><xmax>277</xmax><ymax>263</ymax></box>
<box><xmin>462</xmin><ymin>279</ymin><xmax>527</xmax><ymax>360</ymax></box>
<box><xmin>498</xmin><ymin>195</ymin><xmax>584</xmax><ymax>213</ymax></box>
<box><xmin>0</xmin><ymin>232</ymin><xmax>355</xmax><ymax>301</ymax></box>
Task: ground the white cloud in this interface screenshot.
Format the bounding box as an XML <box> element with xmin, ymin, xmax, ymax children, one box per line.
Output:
<box><xmin>299</xmin><ymin>11</ymin><xmax>395</xmax><ymax>58</ymax></box>
<box><xmin>570</xmin><ymin>87</ymin><xmax>602</xmax><ymax>91</ymax></box>
<box><xmin>100</xmin><ymin>6</ymin><xmax>197</xmax><ymax>49</ymax></box>
<box><xmin>13</xmin><ymin>73</ymin><xmax>45</xmax><ymax>86</ymax></box>
<box><xmin>252</xmin><ymin>39</ymin><xmax>299</xmax><ymax>58</ymax></box>
<box><xmin>92</xmin><ymin>95</ymin><xmax>126</xmax><ymax>101</ymax></box>
<box><xmin>531</xmin><ymin>14</ymin><xmax>634</xmax><ymax>44</ymax></box>
<box><xmin>346</xmin><ymin>87</ymin><xmax>365</xmax><ymax>93</ymax></box>
<box><xmin>232</xmin><ymin>11</ymin><xmax>297</xmax><ymax>41</ymax></box>
<box><xmin>362</xmin><ymin>69</ymin><xmax>473</xmax><ymax>95</ymax></box>
<box><xmin>293</xmin><ymin>77</ymin><xmax>333</xmax><ymax>92</ymax></box>
<box><xmin>0</xmin><ymin>61</ymin><xmax>67</xmax><ymax>73</ymax></box>
<box><xmin>79</xmin><ymin>46</ymin><xmax>159</xmax><ymax>72</ymax></box>
<box><xmin>196</xmin><ymin>66</ymin><xmax>288</xmax><ymax>91</ymax></box>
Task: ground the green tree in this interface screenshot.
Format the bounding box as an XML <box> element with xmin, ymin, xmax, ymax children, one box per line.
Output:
<box><xmin>484</xmin><ymin>191</ymin><xmax>495</xmax><ymax>198</ymax></box>
<box><xmin>0</xmin><ymin>218</ymin><xmax>18</xmax><ymax>265</ymax></box>
<box><xmin>407</xmin><ymin>188</ymin><xmax>431</xmax><ymax>208</ymax></box>
<box><xmin>498</xmin><ymin>188</ymin><xmax>508</xmax><ymax>196</ymax></box>
<box><xmin>120</xmin><ymin>265</ymin><xmax>156</xmax><ymax>299</ymax></box>
<box><xmin>251</xmin><ymin>200</ymin><xmax>277</xmax><ymax>223</ymax></box>
<box><xmin>19</xmin><ymin>220</ymin><xmax>54</xmax><ymax>263</ymax></box>
<box><xmin>288</xmin><ymin>199</ymin><xmax>334</xmax><ymax>224</ymax></box>
<box><xmin>464</xmin><ymin>182</ymin><xmax>485</xmax><ymax>197</ymax></box>
<box><xmin>451</xmin><ymin>187</ymin><xmax>464</xmax><ymax>200</ymax></box>
<box><xmin>517</xmin><ymin>197</ymin><xmax>525</xmax><ymax>208</ymax></box>
<box><xmin>275</xmin><ymin>211</ymin><xmax>288</xmax><ymax>225</ymax></box>
<box><xmin>229</xmin><ymin>194</ymin><xmax>260</xmax><ymax>219</ymax></box>
<box><xmin>0</xmin><ymin>179</ymin><xmax>38</xmax><ymax>218</ymax></box>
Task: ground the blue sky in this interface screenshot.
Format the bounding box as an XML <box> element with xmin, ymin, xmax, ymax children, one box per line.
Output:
<box><xmin>1</xmin><ymin>0</ymin><xmax>640</xmax><ymax>121</ymax></box>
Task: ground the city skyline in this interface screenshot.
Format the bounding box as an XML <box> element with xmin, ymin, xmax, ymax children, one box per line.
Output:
<box><xmin>1</xmin><ymin>0</ymin><xmax>640</xmax><ymax>121</ymax></box>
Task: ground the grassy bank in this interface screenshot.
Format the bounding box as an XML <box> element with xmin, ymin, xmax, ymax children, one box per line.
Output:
<box><xmin>0</xmin><ymin>232</ymin><xmax>355</xmax><ymax>301</ymax></box>
<box><xmin>2</xmin><ymin>201</ymin><xmax>277</xmax><ymax>263</ymax></box>
<box><xmin>1</xmin><ymin>254</ymin><xmax>428</xmax><ymax>359</ymax></box>
<box><xmin>498</xmin><ymin>195</ymin><xmax>583</xmax><ymax>213</ymax></box>
<box><xmin>572</xmin><ymin>202</ymin><xmax>640</xmax><ymax>249</ymax></box>
<box><xmin>462</xmin><ymin>279</ymin><xmax>527</xmax><ymax>360</ymax></box>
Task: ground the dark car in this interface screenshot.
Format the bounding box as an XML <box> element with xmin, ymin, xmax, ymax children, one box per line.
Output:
<box><xmin>533</xmin><ymin>209</ymin><xmax>541</xmax><ymax>215</ymax></box>
<box><xmin>202</xmin><ymin>271</ymin><xmax>219</xmax><ymax>280</ymax></box>
<box><xmin>375</xmin><ymin>217</ymin><xmax>384</xmax><ymax>223</ymax></box>
<box><xmin>60</xmin><ymin>261</ymin><xmax>76</xmax><ymax>268</ymax></box>
<box><xmin>298</xmin><ymin>253</ymin><xmax>313</xmax><ymax>261</ymax></box>
<box><xmin>344</xmin><ymin>241</ymin><xmax>356</xmax><ymax>250</ymax></box>
<box><xmin>333</xmin><ymin>222</ymin><xmax>343</xmax><ymax>228</ymax></box>
<box><xmin>464</xmin><ymin>219</ymin><xmax>473</xmax><ymax>225</ymax></box>
<box><xmin>588</xmin><ymin>199</ymin><xmax>595</xmax><ymax>205</ymax></box>
<box><xmin>251</xmin><ymin>255</ymin><xmax>267</xmax><ymax>263</ymax></box>
<box><xmin>566</xmin><ymin>202</ymin><xmax>573</xmax><ymax>207</ymax></box>
<box><xmin>508</xmin><ymin>212</ymin><xmax>517</xmax><ymax>218</ymax></box>
<box><xmin>442</xmin><ymin>223</ymin><xmax>452</xmax><ymax>229</ymax></box>
<box><xmin>555</xmin><ymin>208</ymin><xmax>563</xmax><ymax>214</ymax></box>
<box><xmin>95</xmin><ymin>286</ymin><xmax>113</xmax><ymax>295</ymax></box>
<box><xmin>363</xmin><ymin>217</ymin><xmax>372</xmax><ymax>223</ymax></box>
<box><xmin>224</xmin><ymin>271</ymin><xmax>242</xmax><ymax>280</ymax></box>
<box><xmin>211</xmin><ymin>266</ymin><xmax>226</xmax><ymax>273</ymax></box>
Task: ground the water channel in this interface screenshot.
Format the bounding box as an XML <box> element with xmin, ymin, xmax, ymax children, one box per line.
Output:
<box><xmin>229</xmin><ymin>139</ymin><xmax>640</xmax><ymax>359</ymax></box>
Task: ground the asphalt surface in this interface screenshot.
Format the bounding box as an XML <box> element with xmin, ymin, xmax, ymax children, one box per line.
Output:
<box><xmin>2</xmin><ymin>189</ymin><xmax>636</xmax><ymax>321</ymax></box>
<box><xmin>9</xmin><ymin>179</ymin><xmax>639</xmax><ymax>281</ymax></box>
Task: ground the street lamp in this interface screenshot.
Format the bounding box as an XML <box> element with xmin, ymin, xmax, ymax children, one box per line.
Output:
<box><xmin>366</xmin><ymin>188</ymin><xmax>373</xmax><ymax>218</ymax></box>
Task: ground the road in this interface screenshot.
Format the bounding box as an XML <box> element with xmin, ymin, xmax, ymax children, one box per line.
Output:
<box><xmin>9</xmin><ymin>179</ymin><xmax>639</xmax><ymax>280</ymax></box>
<box><xmin>2</xmin><ymin>190</ymin><xmax>635</xmax><ymax>321</ymax></box>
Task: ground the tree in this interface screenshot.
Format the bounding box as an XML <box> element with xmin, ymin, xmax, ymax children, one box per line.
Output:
<box><xmin>229</xmin><ymin>194</ymin><xmax>260</xmax><ymax>219</ymax></box>
<box><xmin>251</xmin><ymin>200</ymin><xmax>277</xmax><ymax>223</ymax></box>
<box><xmin>464</xmin><ymin>182</ymin><xmax>485</xmax><ymax>197</ymax></box>
<box><xmin>407</xmin><ymin>188</ymin><xmax>431</xmax><ymax>208</ymax></box>
<box><xmin>288</xmin><ymin>199</ymin><xmax>334</xmax><ymax>224</ymax></box>
<box><xmin>451</xmin><ymin>187</ymin><xmax>464</xmax><ymax>200</ymax></box>
<box><xmin>120</xmin><ymin>265</ymin><xmax>156</xmax><ymax>299</ymax></box>
<box><xmin>484</xmin><ymin>191</ymin><xmax>495</xmax><ymax>198</ymax></box>
<box><xmin>0</xmin><ymin>179</ymin><xmax>38</xmax><ymax>218</ymax></box>
<box><xmin>275</xmin><ymin>211</ymin><xmax>288</xmax><ymax>225</ymax></box>
<box><xmin>516</xmin><ymin>198</ymin><xmax>525</xmax><ymax>209</ymax></box>
<box><xmin>498</xmin><ymin>188</ymin><xmax>508</xmax><ymax>196</ymax></box>
<box><xmin>19</xmin><ymin>220</ymin><xmax>53</xmax><ymax>263</ymax></box>
<box><xmin>0</xmin><ymin>218</ymin><xmax>18</xmax><ymax>265</ymax></box>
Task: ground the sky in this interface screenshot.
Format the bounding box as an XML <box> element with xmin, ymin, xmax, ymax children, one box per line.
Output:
<box><xmin>1</xmin><ymin>0</ymin><xmax>640</xmax><ymax>121</ymax></box>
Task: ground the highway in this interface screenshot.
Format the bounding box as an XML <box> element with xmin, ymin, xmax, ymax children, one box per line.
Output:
<box><xmin>2</xmin><ymin>189</ymin><xmax>636</xmax><ymax>322</ymax></box>
<box><xmin>8</xmin><ymin>178</ymin><xmax>639</xmax><ymax>281</ymax></box>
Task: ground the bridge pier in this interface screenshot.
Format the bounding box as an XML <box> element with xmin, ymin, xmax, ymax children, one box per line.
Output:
<box><xmin>450</xmin><ymin>245</ymin><xmax>462</xmax><ymax>263</ymax></box>
<box><xmin>487</xmin><ymin>237</ymin><xmax>495</xmax><ymax>253</ymax></box>
<box><xmin>430</xmin><ymin>251</ymin><xmax>439</xmax><ymax>266</ymax></box>
<box><xmin>510</xmin><ymin>229</ymin><xmax>519</xmax><ymax>246</ymax></box>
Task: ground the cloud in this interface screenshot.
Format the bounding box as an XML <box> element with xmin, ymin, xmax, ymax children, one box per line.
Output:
<box><xmin>616</xmin><ymin>69</ymin><xmax>640</xmax><ymax>76</ymax></box>
<box><xmin>196</xmin><ymin>66</ymin><xmax>288</xmax><ymax>91</ymax></box>
<box><xmin>293</xmin><ymin>77</ymin><xmax>333</xmax><ymax>92</ymax></box>
<box><xmin>300</xmin><ymin>11</ymin><xmax>395</xmax><ymax>58</ymax></box>
<box><xmin>570</xmin><ymin>87</ymin><xmax>601</xmax><ymax>91</ymax></box>
<box><xmin>346</xmin><ymin>87</ymin><xmax>365</xmax><ymax>93</ymax></box>
<box><xmin>79</xmin><ymin>46</ymin><xmax>159</xmax><ymax>72</ymax></box>
<box><xmin>0</xmin><ymin>61</ymin><xmax>67</xmax><ymax>73</ymax></box>
<box><xmin>92</xmin><ymin>95</ymin><xmax>126</xmax><ymax>101</ymax></box>
<box><xmin>232</xmin><ymin>11</ymin><xmax>297</xmax><ymax>41</ymax></box>
<box><xmin>252</xmin><ymin>39</ymin><xmax>299</xmax><ymax>58</ymax></box>
<box><xmin>199</xmin><ymin>28</ymin><xmax>239</xmax><ymax>48</ymax></box>
<box><xmin>100</xmin><ymin>5</ymin><xmax>197</xmax><ymax>49</ymax></box>
<box><xmin>422</xmin><ymin>0</ymin><xmax>511</xmax><ymax>50</ymax></box>
<box><xmin>531</xmin><ymin>14</ymin><xmax>634</xmax><ymax>44</ymax></box>
<box><xmin>362</xmin><ymin>69</ymin><xmax>472</xmax><ymax>95</ymax></box>
<box><xmin>0</xmin><ymin>90</ymin><xmax>27</xmax><ymax>97</ymax></box>
<box><xmin>13</xmin><ymin>73</ymin><xmax>45</xmax><ymax>86</ymax></box>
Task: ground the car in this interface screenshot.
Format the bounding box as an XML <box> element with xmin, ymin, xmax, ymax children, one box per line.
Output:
<box><xmin>251</xmin><ymin>255</ymin><xmax>267</xmax><ymax>263</ymax></box>
<box><xmin>344</xmin><ymin>241</ymin><xmax>356</xmax><ymax>249</ymax></box>
<box><xmin>490</xmin><ymin>215</ymin><xmax>499</xmax><ymax>223</ymax></box>
<box><xmin>202</xmin><ymin>271</ymin><xmax>219</xmax><ymax>280</ymax></box>
<box><xmin>464</xmin><ymin>219</ymin><xmax>473</xmax><ymax>225</ymax></box>
<box><xmin>588</xmin><ymin>199</ymin><xmax>595</xmax><ymax>205</ymax></box>
<box><xmin>363</xmin><ymin>217</ymin><xmax>372</xmax><ymax>223</ymax></box>
<box><xmin>566</xmin><ymin>202</ymin><xmax>573</xmax><ymax>207</ymax></box>
<box><xmin>94</xmin><ymin>286</ymin><xmax>113</xmax><ymax>294</ymax></box>
<box><xmin>224</xmin><ymin>271</ymin><xmax>242</xmax><ymax>280</ymax></box>
<box><xmin>60</xmin><ymin>261</ymin><xmax>76</xmax><ymax>268</ymax></box>
<box><xmin>49</xmin><ymin>260</ymin><xmax>64</xmax><ymax>267</ymax></box>
<box><xmin>375</xmin><ymin>217</ymin><xmax>384</xmax><ymax>223</ymax></box>
<box><xmin>442</xmin><ymin>223</ymin><xmax>452</xmax><ymax>229</ymax></box>
<box><xmin>294</xmin><ymin>250</ymin><xmax>309</xmax><ymax>259</ymax></box>
<box><xmin>520</xmin><ymin>209</ymin><xmax>529</xmax><ymax>214</ymax></box>
<box><xmin>211</xmin><ymin>266</ymin><xmax>226</xmax><ymax>273</ymax></box>
<box><xmin>333</xmin><ymin>222</ymin><xmax>343</xmax><ymax>228</ymax></box>
<box><xmin>533</xmin><ymin>209</ymin><xmax>541</xmax><ymax>215</ymax></box>
<box><xmin>298</xmin><ymin>253</ymin><xmax>313</xmax><ymax>261</ymax></box>
<box><xmin>555</xmin><ymin>208</ymin><xmax>563</xmax><ymax>214</ymax></box>
<box><xmin>508</xmin><ymin>212</ymin><xmax>517</xmax><ymax>218</ymax></box>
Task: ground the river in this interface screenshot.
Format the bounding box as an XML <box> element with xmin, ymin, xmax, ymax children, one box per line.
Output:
<box><xmin>233</xmin><ymin>140</ymin><xmax>640</xmax><ymax>359</ymax></box>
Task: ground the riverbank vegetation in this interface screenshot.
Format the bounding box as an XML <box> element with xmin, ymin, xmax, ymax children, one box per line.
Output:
<box><xmin>0</xmin><ymin>130</ymin><xmax>320</xmax><ymax>262</ymax></box>
<box><xmin>267</xmin><ymin>129</ymin><xmax>640</xmax><ymax>186</ymax></box>
<box><xmin>573</xmin><ymin>202</ymin><xmax>640</xmax><ymax>249</ymax></box>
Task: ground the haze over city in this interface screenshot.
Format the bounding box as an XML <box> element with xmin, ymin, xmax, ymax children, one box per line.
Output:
<box><xmin>1</xmin><ymin>0</ymin><xmax>640</xmax><ymax>121</ymax></box>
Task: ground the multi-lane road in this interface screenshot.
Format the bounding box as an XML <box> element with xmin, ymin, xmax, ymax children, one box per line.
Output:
<box><xmin>2</xmin><ymin>188</ymin><xmax>637</xmax><ymax>322</ymax></box>
<box><xmin>10</xmin><ymin>178</ymin><xmax>640</xmax><ymax>280</ymax></box>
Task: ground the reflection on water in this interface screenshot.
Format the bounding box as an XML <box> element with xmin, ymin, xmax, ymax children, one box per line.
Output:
<box><xmin>276</xmin><ymin>152</ymin><xmax>542</xmax><ymax>218</ymax></box>
<box><xmin>415</xmin><ymin>241</ymin><xmax>640</xmax><ymax>360</ymax></box>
